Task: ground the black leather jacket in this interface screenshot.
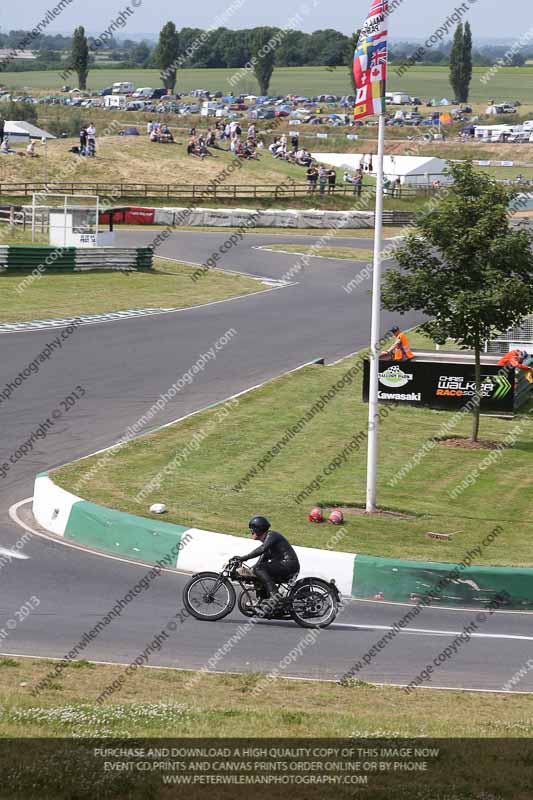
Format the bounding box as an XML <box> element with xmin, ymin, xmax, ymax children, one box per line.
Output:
<box><xmin>241</xmin><ymin>530</ymin><xmax>300</xmax><ymax>567</ymax></box>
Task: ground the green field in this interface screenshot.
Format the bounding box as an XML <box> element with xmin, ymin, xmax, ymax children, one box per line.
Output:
<box><xmin>54</xmin><ymin>342</ymin><xmax>533</xmax><ymax>566</ymax></box>
<box><xmin>2</xmin><ymin>65</ymin><xmax>533</xmax><ymax>103</ymax></box>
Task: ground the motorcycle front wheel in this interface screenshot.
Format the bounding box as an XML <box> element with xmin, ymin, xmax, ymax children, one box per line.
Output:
<box><xmin>182</xmin><ymin>572</ymin><xmax>236</xmax><ymax>621</ymax></box>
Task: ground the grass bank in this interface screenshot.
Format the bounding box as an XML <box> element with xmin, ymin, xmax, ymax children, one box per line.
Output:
<box><xmin>0</xmin><ymin>656</ymin><xmax>530</xmax><ymax>798</ymax></box>
<box><xmin>261</xmin><ymin>244</ymin><xmax>375</xmax><ymax>260</ymax></box>
<box><xmin>0</xmin><ymin>656</ymin><xmax>528</xmax><ymax>739</ymax></box>
<box><xmin>54</xmin><ymin>343</ymin><xmax>533</xmax><ymax>566</ymax></box>
<box><xmin>0</xmin><ymin>256</ymin><xmax>260</xmax><ymax>322</ymax></box>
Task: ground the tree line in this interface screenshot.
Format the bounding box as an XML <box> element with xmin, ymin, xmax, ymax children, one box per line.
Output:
<box><xmin>1</xmin><ymin>25</ymin><xmax>531</xmax><ymax>73</ymax></box>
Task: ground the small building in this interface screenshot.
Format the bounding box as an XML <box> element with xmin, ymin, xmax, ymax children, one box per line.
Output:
<box><xmin>0</xmin><ymin>49</ymin><xmax>36</xmax><ymax>63</ymax></box>
<box><xmin>312</xmin><ymin>153</ymin><xmax>452</xmax><ymax>185</ymax></box>
<box><xmin>4</xmin><ymin>121</ymin><xmax>56</xmax><ymax>142</ymax></box>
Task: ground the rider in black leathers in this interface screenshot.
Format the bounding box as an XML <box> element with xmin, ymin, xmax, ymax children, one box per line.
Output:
<box><xmin>236</xmin><ymin>516</ymin><xmax>300</xmax><ymax>611</ymax></box>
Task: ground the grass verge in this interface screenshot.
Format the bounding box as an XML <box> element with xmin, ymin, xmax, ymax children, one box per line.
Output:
<box><xmin>261</xmin><ymin>244</ymin><xmax>375</xmax><ymax>260</ymax></box>
<box><xmin>0</xmin><ymin>256</ymin><xmax>260</xmax><ymax>323</ymax></box>
<box><xmin>0</xmin><ymin>656</ymin><xmax>529</xmax><ymax>738</ymax></box>
<box><xmin>54</xmin><ymin>340</ymin><xmax>533</xmax><ymax>565</ymax></box>
<box><xmin>0</xmin><ymin>657</ymin><xmax>530</xmax><ymax>798</ymax></box>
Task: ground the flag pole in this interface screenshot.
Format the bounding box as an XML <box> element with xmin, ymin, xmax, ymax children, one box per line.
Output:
<box><xmin>365</xmin><ymin>111</ymin><xmax>386</xmax><ymax>512</ymax></box>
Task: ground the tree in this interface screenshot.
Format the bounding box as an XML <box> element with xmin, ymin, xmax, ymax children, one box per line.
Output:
<box><xmin>70</xmin><ymin>26</ymin><xmax>89</xmax><ymax>90</ymax></box>
<box><xmin>449</xmin><ymin>23</ymin><xmax>463</xmax><ymax>100</ymax></box>
<box><xmin>508</xmin><ymin>52</ymin><xmax>526</xmax><ymax>67</ymax></box>
<box><xmin>250</xmin><ymin>27</ymin><xmax>278</xmax><ymax>95</ymax></box>
<box><xmin>381</xmin><ymin>162</ymin><xmax>533</xmax><ymax>442</ymax></box>
<box><xmin>461</xmin><ymin>22</ymin><xmax>473</xmax><ymax>101</ymax></box>
<box><xmin>130</xmin><ymin>42</ymin><xmax>152</xmax><ymax>67</ymax></box>
<box><xmin>449</xmin><ymin>22</ymin><xmax>473</xmax><ymax>102</ymax></box>
<box><xmin>347</xmin><ymin>31</ymin><xmax>361</xmax><ymax>95</ymax></box>
<box><xmin>154</xmin><ymin>21</ymin><xmax>180</xmax><ymax>92</ymax></box>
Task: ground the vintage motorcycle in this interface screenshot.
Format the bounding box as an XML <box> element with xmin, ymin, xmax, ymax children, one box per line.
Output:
<box><xmin>182</xmin><ymin>558</ymin><xmax>341</xmax><ymax>629</ymax></box>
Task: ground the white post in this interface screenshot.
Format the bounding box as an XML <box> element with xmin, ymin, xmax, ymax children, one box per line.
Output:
<box><xmin>63</xmin><ymin>196</ymin><xmax>68</xmax><ymax>247</ymax></box>
<box><xmin>31</xmin><ymin>194</ymin><xmax>36</xmax><ymax>243</ymax></box>
<box><xmin>365</xmin><ymin>113</ymin><xmax>386</xmax><ymax>513</ymax></box>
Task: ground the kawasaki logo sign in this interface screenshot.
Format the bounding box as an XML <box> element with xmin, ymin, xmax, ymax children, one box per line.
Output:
<box><xmin>378</xmin><ymin>365</ymin><xmax>414</xmax><ymax>388</ymax></box>
<box><xmin>363</xmin><ymin>359</ymin><xmax>516</xmax><ymax>412</ymax></box>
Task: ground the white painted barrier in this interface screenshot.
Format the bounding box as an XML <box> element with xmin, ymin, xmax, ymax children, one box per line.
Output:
<box><xmin>33</xmin><ymin>474</ymin><xmax>81</xmax><ymax>537</ymax></box>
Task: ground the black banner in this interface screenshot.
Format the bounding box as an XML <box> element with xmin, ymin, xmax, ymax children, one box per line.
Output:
<box><xmin>1</xmin><ymin>738</ymin><xmax>532</xmax><ymax>798</ymax></box>
<box><xmin>363</xmin><ymin>359</ymin><xmax>515</xmax><ymax>412</ymax></box>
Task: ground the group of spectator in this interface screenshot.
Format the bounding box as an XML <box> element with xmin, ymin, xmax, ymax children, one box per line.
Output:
<box><xmin>185</xmin><ymin>120</ymin><xmax>263</xmax><ymax>161</ymax></box>
<box><xmin>147</xmin><ymin>120</ymin><xmax>174</xmax><ymax>143</ymax></box>
<box><xmin>0</xmin><ymin>135</ymin><xmax>40</xmax><ymax>157</ymax></box>
<box><xmin>268</xmin><ymin>133</ymin><xmax>313</xmax><ymax>168</ymax></box>
<box><xmin>79</xmin><ymin>124</ymin><xmax>96</xmax><ymax>157</ymax></box>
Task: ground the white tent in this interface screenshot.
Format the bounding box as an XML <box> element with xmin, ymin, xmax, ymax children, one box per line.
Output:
<box><xmin>312</xmin><ymin>153</ymin><xmax>452</xmax><ymax>185</ymax></box>
<box><xmin>4</xmin><ymin>121</ymin><xmax>56</xmax><ymax>142</ymax></box>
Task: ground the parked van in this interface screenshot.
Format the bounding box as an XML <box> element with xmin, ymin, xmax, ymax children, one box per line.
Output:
<box><xmin>391</xmin><ymin>93</ymin><xmax>411</xmax><ymax>105</ymax></box>
<box><xmin>201</xmin><ymin>101</ymin><xmax>219</xmax><ymax>117</ymax></box>
<box><xmin>112</xmin><ymin>82</ymin><xmax>134</xmax><ymax>95</ymax></box>
<box><xmin>133</xmin><ymin>87</ymin><xmax>154</xmax><ymax>99</ymax></box>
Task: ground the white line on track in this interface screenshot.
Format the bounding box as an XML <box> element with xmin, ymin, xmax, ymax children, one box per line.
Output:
<box><xmin>0</xmin><ymin>651</ymin><xmax>529</xmax><ymax>694</ymax></box>
<box><xmin>157</xmin><ymin>255</ymin><xmax>295</xmax><ymax>287</ymax></box>
<box><xmin>333</xmin><ymin>622</ymin><xmax>533</xmax><ymax>642</ymax></box>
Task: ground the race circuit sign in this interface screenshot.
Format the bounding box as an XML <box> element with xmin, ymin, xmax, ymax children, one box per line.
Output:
<box><xmin>362</xmin><ymin>359</ymin><xmax>515</xmax><ymax>412</ymax></box>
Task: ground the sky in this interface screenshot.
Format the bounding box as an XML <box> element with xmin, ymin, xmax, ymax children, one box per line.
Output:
<box><xmin>1</xmin><ymin>0</ymin><xmax>530</xmax><ymax>42</ymax></box>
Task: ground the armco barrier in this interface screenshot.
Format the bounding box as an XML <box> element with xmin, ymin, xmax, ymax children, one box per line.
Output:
<box><xmin>33</xmin><ymin>473</ymin><xmax>532</xmax><ymax>608</ymax></box>
<box><xmin>0</xmin><ymin>246</ymin><xmax>153</xmax><ymax>272</ymax></box>
<box><xmin>352</xmin><ymin>553</ymin><xmax>533</xmax><ymax>609</ymax></box>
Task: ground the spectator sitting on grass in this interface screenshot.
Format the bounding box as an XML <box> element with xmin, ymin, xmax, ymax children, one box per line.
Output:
<box><xmin>26</xmin><ymin>141</ymin><xmax>36</xmax><ymax>157</ymax></box>
<box><xmin>160</xmin><ymin>124</ymin><xmax>174</xmax><ymax>143</ymax></box>
<box><xmin>1</xmin><ymin>136</ymin><xmax>15</xmax><ymax>155</ymax></box>
<box><xmin>295</xmin><ymin>148</ymin><xmax>312</xmax><ymax>167</ymax></box>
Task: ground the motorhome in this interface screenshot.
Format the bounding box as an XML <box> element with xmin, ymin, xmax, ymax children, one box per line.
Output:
<box><xmin>104</xmin><ymin>95</ymin><xmax>127</xmax><ymax>109</ymax></box>
<box><xmin>200</xmin><ymin>101</ymin><xmax>219</xmax><ymax>117</ymax></box>
<box><xmin>112</xmin><ymin>82</ymin><xmax>134</xmax><ymax>95</ymax></box>
<box><xmin>474</xmin><ymin>124</ymin><xmax>517</xmax><ymax>142</ymax></box>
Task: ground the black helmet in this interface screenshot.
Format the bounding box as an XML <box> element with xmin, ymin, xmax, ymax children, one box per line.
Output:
<box><xmin>249</xmin><ymin>515</ymin><xmax>270</xmax><ymax>534</ymax></box>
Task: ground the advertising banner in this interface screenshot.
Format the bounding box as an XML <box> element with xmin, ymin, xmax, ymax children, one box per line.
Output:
<box><xmin>363</xmin><ymin>359</ymin><xmax>515</xmax><ymax>412</ymax></box>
